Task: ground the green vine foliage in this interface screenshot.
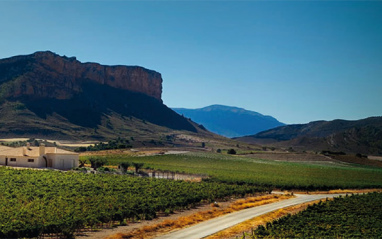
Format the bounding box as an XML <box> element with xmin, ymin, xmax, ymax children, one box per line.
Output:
<box><xmin>250</xmin><ymin>192</ymin><xmax>382</xmax><ymax>238</ymax></box>
<box><xmin>0</xmin><ymin>167</ymin><xmax>267</xmax><ymax>238</ymax></box>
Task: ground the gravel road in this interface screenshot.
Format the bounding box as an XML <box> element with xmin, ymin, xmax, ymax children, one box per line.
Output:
<box><xmin>156</xmin><ymin>193</ymin><xmax>344</xmax><ymax>239</ymax></box>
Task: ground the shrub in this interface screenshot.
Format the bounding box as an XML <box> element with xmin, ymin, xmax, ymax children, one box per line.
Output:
<box><xmin>132</xmin><ymin>162</ymin><xmax>144</xmax><ymax>173</ymax></box>
<box><xmin>356</xmin><ymin>153</ymin><xmax>368</xmax><ymax>158</ymax></box>
<box><xmin>227</xmin><ymin>149</ymin><xmax>236</xmax><ymax>155</ymax></box>
<box><xmin>119</xmin><ymin>162</ymin><xmax>131</xmax><ymax>173</ymax></box>
<box><xmin>88</xmin><ymin>157</ymin><xmax>108</xmax><ymax>170</ymax></box>
<box><xmin>78</xmin><ymin>159</ymin><xmax>86</xmax><ymax>168</ymax></box>
<box><xmin>73</xmin><ymin>167</ymin><xmax>87</xmax><ymax>172</ymax></box>
<box><xmin>97</xmin><ymin>167</ymin><xmax>110</xmax><ymax>172</ymax></box>
<box><xmin>75</xmin><ymin>147</ymin><xmax>87</xmax><ymax>152</ymax></box>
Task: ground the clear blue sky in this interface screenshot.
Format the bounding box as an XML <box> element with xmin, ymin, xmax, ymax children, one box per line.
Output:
<box><xmin>1</xmin><ymin>1</ymin><xmax>381</xmax><ymax>124</ymax></box>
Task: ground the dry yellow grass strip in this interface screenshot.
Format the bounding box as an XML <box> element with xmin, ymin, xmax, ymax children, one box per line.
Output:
<box><xmin>205</xmin><ymin>199</ymin><xmax>327</xmax><ymax>239</ymax></box>
<box><xmin>327</xmin><ymin>188</ymin><xmax>382</xmax><ymax>194</ymax></box>
<box><xmin>291</xmin><ymin>188</ymin><xmax>382</xmax><ymax>195</ymax></box>
<box><xmin>105</xmin><ymin>194</ymin><xmax>293</xmax><ymax>239</ymax></box>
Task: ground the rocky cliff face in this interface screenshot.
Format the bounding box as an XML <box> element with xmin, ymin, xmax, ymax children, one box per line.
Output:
<box><xmin>0</xmin><ymin>51</ymin><xmax>199</xmax><ymax>140</ymax></box>
<box><xmin>0</xmin><ymin>51</ymin><xmax>162</xmax><ymax>101</ymax></box>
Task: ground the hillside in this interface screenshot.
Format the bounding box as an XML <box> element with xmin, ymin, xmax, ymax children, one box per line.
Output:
<box><xmin>0</xmin><ymin>51</ymin><xmax>205</xmax><ymax>141</ymax></box>
<box><xmin>236</xmin><ymin>117</ymin><xmax>382</xmax><ymax>155</ymax></box>
<box><xmin>172</xmin><ymin>105</ymin><xmax>284</xmax><ymax>137</ymax></box>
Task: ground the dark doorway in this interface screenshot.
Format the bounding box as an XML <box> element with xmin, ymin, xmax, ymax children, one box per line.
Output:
<box><xmin>43</xmin><ymin>156</ymin><xmax>48</xmax><ymax>168</ymax></box>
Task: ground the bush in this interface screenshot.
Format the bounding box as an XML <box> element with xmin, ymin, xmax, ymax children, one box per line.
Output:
<box><xmin>119</xmin><ymin>162</ymin><xmax>131</xmax><ymax>173</ymax></box>
<box><xmin>97</xmin><ymin>167</ymin><xmax>110</xmax><ymax>172</ymax></box>
<box><xmin>227</xmin><ymin>149</ymin><xmax>236</xmax><ymax>155</ymax></box>
<box><xmin>78</xmin><ymin>159</ymin><xmax>86</xmax><ymax>168</ymax></box>
<box><xmin>132</xmin><ymin>162</ymin><xmax>144</xmax><ymax>173</ymax></box>
<box><xmin>356</xmin><ymin>153</ymin><xmax>368</xmax><ymax>158</ymax></box>
<box><xmin>139</xmin><ymin>171</ymin><xmax>149</xmax><ymax>177</ymax></box>
<box><xmin>88</xmin><ymin>157</ymin><xmax>108</xmax><ymax>170</ymax></box>
<box><xmin>321</xmin><ymin>150</ymin><xmax>346</xmax><ymax>156</ymax></box>
<box><xmin>73</xmin><ymin>167</ymin><xmax>87</xmax><ymax>172</ymax></box>
<box><xmin>74</xmin><ymin>147</ymin><xmax>87</xmax><ymax>152</ymax></box>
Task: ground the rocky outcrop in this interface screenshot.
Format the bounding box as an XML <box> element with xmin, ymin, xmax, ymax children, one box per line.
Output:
<box><xmin>0</xmin><ymin>51</ymin><xmax>162</xmax><ymax>101</ymax></box>
<box><xmin>0</xmin><ymin>51</ymin><xmax>200</xmax><ymax>139</ymax></box>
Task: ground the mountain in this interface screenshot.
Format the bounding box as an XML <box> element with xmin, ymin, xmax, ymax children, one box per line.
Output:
<box><xmin>172</xmin><ymin>105</ymin><xmax>285</xmax><ymax>137</ymax></box>
<box><xmin>236</xmin><ymin>117</ymin><xmax>382</xmax><ymax>155</ymax></box>
<box><xmin>0</xmin><ymin>51</ymin><xmax>201</xmax><ymax>141</ymax></box>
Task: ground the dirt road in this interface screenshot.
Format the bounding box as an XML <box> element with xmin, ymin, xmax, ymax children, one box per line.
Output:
<box><xmin>155</xmin><ymin>193</ymin><xmax>344</xmax><ymax>239</ymax></box>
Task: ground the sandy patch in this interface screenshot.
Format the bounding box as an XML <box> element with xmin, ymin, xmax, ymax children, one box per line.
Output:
<box><xmin>165</xmin><ymin>150</ymin><xmax>189</xmax><ymax>155</ymax></box>
<box><xmin>369</xmin><ymin>156</ymin><xmax>382</xmax><ymax>161</ymax></box>
<box><xmin>0</xmin><ymin>138</ymin><xmax>30</xmax><ymax>142</ymax></box>
<box><xmin>0</xmin><ymin>138</ymin><xmax>98</xmax><ymax>147</ymax></box>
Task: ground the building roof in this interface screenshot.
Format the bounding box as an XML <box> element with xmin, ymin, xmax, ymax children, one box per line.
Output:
<box><xmin>0</xmin><ymin>146</ymin><xmax>78</xmax><ymax>157</ymax></box>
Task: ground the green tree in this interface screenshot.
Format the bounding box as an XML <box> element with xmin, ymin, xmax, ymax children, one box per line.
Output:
<box><xmin>88</xmin><ymin>157</ymin><xmax>107</xmax><ymax>170</ymax></box>
<box><xmin>78</xmin><ymin>159</ymin><xmax>86</xmax><ymax>168</ymax></box>
<box><xmin>132</xmin><ymin>162</ymin><xmax>144</xmax><ymax>174</ymax></box>
<box><xmin>119</xmin><ymin>162</ymin><xmax>130</xmax><ymax>173</ymax></box>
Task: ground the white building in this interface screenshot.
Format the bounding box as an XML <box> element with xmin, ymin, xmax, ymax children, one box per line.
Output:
<box><xmin>0</xmin><ymin>143</ymin><xmax>79</xmax><ymax>170</ymax></box>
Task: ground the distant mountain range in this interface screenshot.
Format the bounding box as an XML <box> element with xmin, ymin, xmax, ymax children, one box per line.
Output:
<box><xmin>172</xmin><ymin>105</ymin><xmax>285</xmax><ymax>137</ymax></box>
<box><xmin>0</xmin><ymin>51</ymin><xmax>206</xmax><ymax>141</ymax></box>
<box><xmin>236</xmin><ymin>117</ymin><xmax>382</xmax><ymax>155</ymax></box>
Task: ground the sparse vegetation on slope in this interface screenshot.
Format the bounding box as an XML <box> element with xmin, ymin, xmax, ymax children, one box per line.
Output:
<box><xmin>237</xmin><ymin>117</ymin><xmax>382</xmax><ymax>155</ymax></box>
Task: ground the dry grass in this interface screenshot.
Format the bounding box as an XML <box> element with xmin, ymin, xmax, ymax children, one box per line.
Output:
<box><xmin>206</xmin><ymin>199</ymin><xmax>325</xmax><ymax>239</ymax></box>
<box><xmin>327</xmin><ymin>188</ymin><xmax>382</xmax><ymax>194</ymax></box>
<box><xmin>291</xmin><ymin>188</ymin><xmax>382</xmax><ymax>195</ymax></box>
<box><xmin>105</xmin><ymin>194</ymin><xmax>293</xmax><ymax>239</ymax></box>
<box><xmin>229</xmin><ymin>195</ymin><xmax>292</xmax><ymax>211</ymax></box>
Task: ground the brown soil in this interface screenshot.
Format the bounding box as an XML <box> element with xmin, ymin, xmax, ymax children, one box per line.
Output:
<box><xmin>331</xmin><ymin>154</ymin><xmax>382</xmax><ymax>168</ymax></box>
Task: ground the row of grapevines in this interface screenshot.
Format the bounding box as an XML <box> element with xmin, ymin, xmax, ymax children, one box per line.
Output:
<box><xmin>0</xmin><ymin>167</ymin><xmax>268</xmax><ymax>238</ymax></box>
<box><xmin>251</xmin><ymin>192</ymin><xmax>382</xmax><ymax>238</ymax></box>
<box><xmin>86</xmin><ymin>153</ymin><xmax>382</xmax><ymax>191</ymax></box>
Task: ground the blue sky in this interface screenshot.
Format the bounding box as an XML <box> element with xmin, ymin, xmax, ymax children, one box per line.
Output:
<box><xmin>0</xmin><ymin>1</ymin><xmax>381</xmax><ymax>124</ymax></box>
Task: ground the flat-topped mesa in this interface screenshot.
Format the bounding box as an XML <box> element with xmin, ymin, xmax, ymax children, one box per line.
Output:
<box><xmin>0</xmin><ymin>51</ymin><xmax>163</xmax><ymax>101</ymax></box>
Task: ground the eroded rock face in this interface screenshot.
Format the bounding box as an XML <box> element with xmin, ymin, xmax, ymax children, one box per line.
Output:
<box><xmin>0</xmin><ymin>51</ymin><xmax>162</xmax><ymax>101</ymax></box>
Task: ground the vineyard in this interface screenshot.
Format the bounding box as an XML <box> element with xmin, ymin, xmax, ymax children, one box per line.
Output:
<box><xmin>81</xmin><ymin>152</ymin><xmax>382</xmax><ymax>190</ymax></box>
<box><xmin>0</xmin><ymin>167</ymin><xmax>266</xmax><ymax>238</ymax></box>
<box><xmin>250</xmin><ymin>192</ymin><xmax>382</xmax><ymax>238</ymax></box>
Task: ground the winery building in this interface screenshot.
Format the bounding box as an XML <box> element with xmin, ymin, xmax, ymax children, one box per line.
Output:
<box><xmin>0</xmin><ymin>143</ymin><xmax>79</xmax><ymax>170</ymax></box>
